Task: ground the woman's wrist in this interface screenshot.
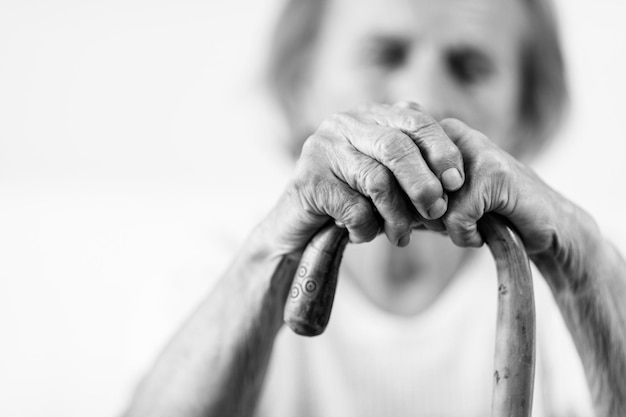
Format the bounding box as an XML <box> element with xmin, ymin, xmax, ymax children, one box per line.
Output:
<box><xmin>213</xmin><ymin>221</ymin><xmax>299</xmax><ymax>342</ymax></box>
<box><xmin>532</xmin><ymin>197</ymin><xmax>603</xmax><ymax>296</ymax></box>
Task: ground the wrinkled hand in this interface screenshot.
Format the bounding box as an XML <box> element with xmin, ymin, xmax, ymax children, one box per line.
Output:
<box><xmin>266</xmin><ymin>101</ymin><xmax>569</xmax><ymax>258</ymax></box>
<box><xmin>439</xmin><ymin>118</ymin><xmax>565</xmax><ymax>255</ymax></box>
<box><xmin>266</xmin><ymin>102</ymin><xmax>465</xmax><ymax>253</ymax></box>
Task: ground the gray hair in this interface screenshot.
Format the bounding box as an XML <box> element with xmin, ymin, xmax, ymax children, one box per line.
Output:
<box><xmin>267</xmin><ymin>0</ymin><xmax>567</xmax><ymax>157</ymax></box>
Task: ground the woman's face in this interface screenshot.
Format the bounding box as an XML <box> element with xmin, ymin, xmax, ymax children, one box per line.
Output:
<box><xmin>304</xmin><ymin>0</ymin><xmax>529</xmax><ymax>151</ymax></box>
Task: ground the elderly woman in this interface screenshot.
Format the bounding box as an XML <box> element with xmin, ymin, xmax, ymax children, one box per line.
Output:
<box><xmin>125</xmin><ymin>0</ymin><xmax>626</xmax><ymax>416</ymax></box>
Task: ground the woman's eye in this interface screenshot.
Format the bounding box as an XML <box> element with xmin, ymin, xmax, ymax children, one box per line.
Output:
<box><xmin>447</xmin><ymin>48</ymin><xmax>494</xmax><ymax>85</ymax></box>
<box><xmin>362</xmin><ymin>40</ymin><xmax>408</xmax><ymax>70</ymax></box>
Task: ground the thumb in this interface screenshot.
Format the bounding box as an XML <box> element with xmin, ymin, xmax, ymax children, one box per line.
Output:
<box><xmin>442</xmin><ymin>188</ymin><xmax>486</xmax><ymax>248</ymax></box>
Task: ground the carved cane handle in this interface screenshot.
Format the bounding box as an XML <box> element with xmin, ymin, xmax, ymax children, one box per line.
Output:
<box><xmin>283</xmin><ymin>223</ymin><xmax>349</xmax><ymax>336</ymax></box>
<box><xmin>283</xmin><ymin>214</ymin><xmax>535</xmax><ymax>417</ymax></box>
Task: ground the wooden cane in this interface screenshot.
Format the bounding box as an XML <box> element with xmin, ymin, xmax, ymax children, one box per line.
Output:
<box><xmin>283</xmin><ymin>214</ymin><xmax>536</xmax><ymax>417</ymax></box>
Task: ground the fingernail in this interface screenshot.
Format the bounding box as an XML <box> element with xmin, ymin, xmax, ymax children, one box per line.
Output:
<box><xmin>398</xmin><ymin>232</ymin><xmax>412</xmax><ymax>247</ymax></box>
<box><xmin>427</xmin><ymin>197</ymin><xmax>447</xmax><ymax>219</ymax></box>
<box><xmin>441</xmin><ymin>168</ymin><xmax>463</xmax><ymax>191</ymax></box>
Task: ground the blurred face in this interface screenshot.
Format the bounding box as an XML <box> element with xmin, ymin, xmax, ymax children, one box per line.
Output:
<box><xmin>304</xmin><ymin>0</ymin><xmax>529</xmax><ymax>150</ymax></box>
<box><xmin>299</xmin><ymin>0</ymin><xmax>531</xmax><ymax>314</ymax></box>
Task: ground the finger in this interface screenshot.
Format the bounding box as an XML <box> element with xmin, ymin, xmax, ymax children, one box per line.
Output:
<box><xmin>324</xmin><ymin>141</ymin><xmax>415</xmax><ymax>246</ymax></box>
<box><xmin>441</xmin><ymin>176</ymin><xmax>486</xmax><ymax>248</ymax></box>
<box><xmin>438</xmin><ymin>118</ymin><xmax>496</xmax><ymax>247</ymax></box>
<box><xmin>307</xmin><ymin>176</ymin><xmax>381</xmax><ymax>244</ymax></box>
<box><xmin>367</xmin><ymin>103</ymin><xmax>465</xmax><ymax>192</ymax></box>
<box><xmin>411</xmin><ymin>194</ymin><xmax>447</xmax><ymax>233</ymax></box>
<box><xmin>345</xmin><ymin>120</ymin><xmax>447</xmax><ymax>220</ymax></box>
<box><xmin>442</xmin><ymin>208</ymin><xmax>484</xmax><ymax>248</ymax></box>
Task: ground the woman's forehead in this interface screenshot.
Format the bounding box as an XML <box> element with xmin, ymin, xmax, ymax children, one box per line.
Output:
<box><xmin>321</xmin><ymin>0</ymin><xmax>528</xmax><ymax>48</ymax></box>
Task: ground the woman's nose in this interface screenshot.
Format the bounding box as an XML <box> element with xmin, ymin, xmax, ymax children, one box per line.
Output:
<box><xmin>387</xmin><ymin>52</ymin><xmax>456</xmax><ymax>121</ymax></box>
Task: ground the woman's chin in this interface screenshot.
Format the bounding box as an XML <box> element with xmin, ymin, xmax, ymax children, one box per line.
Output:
<box><xmin>343</xmin><ymin>233</ymin><xmax>469</xmax><ymax>316</ymax></box>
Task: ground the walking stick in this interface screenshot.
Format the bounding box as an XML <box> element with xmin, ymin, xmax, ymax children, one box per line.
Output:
<box><xmin>284</xmin><ymin>214</ymin><xmax>536</xmax><ymax>417</ymax></box>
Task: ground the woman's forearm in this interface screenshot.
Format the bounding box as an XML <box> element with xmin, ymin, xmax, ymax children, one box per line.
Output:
<box><xmin>532</xmin><ymin>207</ymin><xmax>626</xmax><ymax>416</ymax></box>
<box><xmin>124</xmin><ymin>226</ymin><xmax>298</xmax><ymax>417</ymax></box>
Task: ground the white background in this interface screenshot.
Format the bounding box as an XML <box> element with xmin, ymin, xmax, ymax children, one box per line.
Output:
<box><xmin>0</xmin><ymin>1</ymin><xmax>625</xmax><ymax>416</ymax></box>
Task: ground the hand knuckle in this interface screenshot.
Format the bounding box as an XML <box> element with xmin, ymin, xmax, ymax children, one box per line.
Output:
<box><xmin>343</xmin><ymin>198</ymin><xmax>372</xmax><ymax>228</ymax></box>
<box><xmin>413</xmin><ymin>115</ymin><xmax>440</xmax><ymax>136</ymax></box>
<box><xmin>372</xmin><ymin>130</ymin><xmax>395</xmax><ymax>156</ymax></box>
<box><xmin>362</xmin><ymin>165</ymin><xmax>392</xmax><ymax>199</ymax></box>
<box><xmin>396</xmin><ymin>113</ymin><xmax>420</xmax><ymax>132</ymax></box>
<box><xmin>378</xmin><ymin>132</ymin><xmax>418</xmax><ymax>165</ymax></box>
<box><xmin>429</xmin><ymin>144</ymin><xmax>461</xmax><ymax>169</ymax></box>
<box><xmin>444</xmin><ymin>213</ymin><xmax>482</xmax><ymax>247</ymax></box>
<box><xmin>293</xmin><ymin>173</ymin><xmax>325</xmax><ymax>209</ymax></box>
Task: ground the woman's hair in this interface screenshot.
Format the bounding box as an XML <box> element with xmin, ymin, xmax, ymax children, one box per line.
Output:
<box><xmin>267</xmin><ymin>0</ymin><xmax>567</xmax><ymax>157</ymax></box>
<box><xmin>517</xmin><ymin>0</ymin><xmax>567</xmax><ymax>156</ymax></box>
<box><xmin>267</xmin><ymin>0</ymin><xmax>328</xmax><ymax>155</ymax></box>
